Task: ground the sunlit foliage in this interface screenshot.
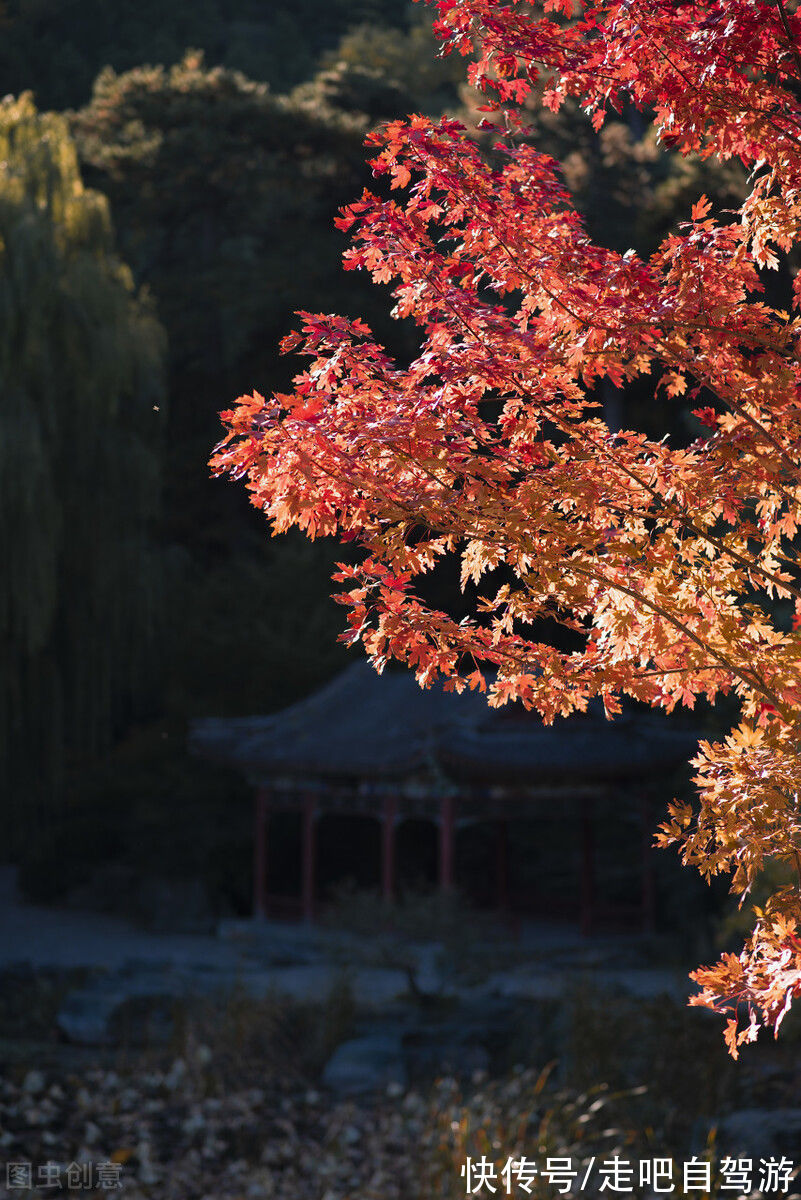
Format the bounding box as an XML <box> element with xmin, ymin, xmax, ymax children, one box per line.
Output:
<box><xmin>215</xmin><ymin>0</ymin><xmax>801</xmax><ymax>1050</ymax></box>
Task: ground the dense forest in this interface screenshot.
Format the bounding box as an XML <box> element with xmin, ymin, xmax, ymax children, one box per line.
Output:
<box><xmin>0</xmin><ymin>0</ymin><xmax>747</xmax><ymax>921</ymax></box>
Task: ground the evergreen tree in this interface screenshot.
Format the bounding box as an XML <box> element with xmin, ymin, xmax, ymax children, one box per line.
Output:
<box><xmin>70</xmin><ymin>54</ymin><xmax>407</xmax><ymax>717</ymax></box>
<box><xmin>0</xmin><ymin>0</ymin><xmax>411</xmax><ymax>111</ymax></box>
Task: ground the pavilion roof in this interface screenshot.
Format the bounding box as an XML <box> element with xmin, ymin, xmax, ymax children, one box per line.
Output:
<box><xmin>190</xmin><ymin>661</ymin><xmax>699</xmax><ymax>789</ymax></box>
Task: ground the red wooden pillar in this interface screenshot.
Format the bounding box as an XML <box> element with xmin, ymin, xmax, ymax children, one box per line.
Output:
<box><xmin>641</xmin><ymin>794</ymin><xmax>656</xmax><ymax>934</ymax></box>
<box><xmin>253</xmin><ymin>789</ymin><xmax>268</xmax><ymax>919</ymax></box>
<box><xmin>301</xmin><ymin>794</ymin><xmax>317</xmax><ymax>923</ymax></box>
<box><xmin>381</xmin><ymin>795</ymin><xmax>397</xmax><ymax>902</ymax></box>
<box><xmin>495</xmin><ymin>818</ymin><xmax>509</xmax><ymax>911</ymax></box>
<box><xmin>439</xmin><ymin>793</ymin><xmax>455</xmax><ymax>891</ymax></box>
<box><xmin>580</xmin><ymin>796</ymin><xmax>595</xmax><ymax>937</ymax></box>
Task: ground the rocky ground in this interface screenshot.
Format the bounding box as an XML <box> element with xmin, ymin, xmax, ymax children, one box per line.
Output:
<box><xmin>1</xmin><ymin>871</ymin><xmax>801</xmax><ymax>1198</ymax></box>
<box><xmin>2</xmin><ymin>965</ymin><xmax>801</xmax><ymax>1199</ymax></box>
<box><xmin>1</xmin><ymin>1043</ymin><xmax>800</xmax><ymax>1199</ymax></box>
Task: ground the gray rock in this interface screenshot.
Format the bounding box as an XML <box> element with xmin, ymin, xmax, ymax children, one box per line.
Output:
<box><xmin>238</xmin><ymin>964</ymin><xmax>409</xmax><ymax>1006</ymax></box>
<box><xmin>56</xmin><ymin>966</ymin><xmax>209</xmax><ymax>1045</ymax></box>
<box><xmin>483</xmin><ymin>968</ymin><xmax>566</xmax><ymax>1000</ymax></box>
<box><xmin>322</xmin><ymin>1034</ymin><xmax>406</xmax><ymax>1095</ymax></box>
<box><xmin>57</xmin><ymin>987</ymin><xmax>128</xmax><ymax>1045</ymax></box>
<box><xmin>57</xmin><ymin>983</ymin><xmax>179</xmax><ymax>1046</ymax></box>
<box><xmin>717</xmin><ymin>1108</ymin><xmax>801</xmax><ymax>1158</ymax></box>
<box><xmin>404</xmin><ymin>1027</ymin><xmax>491</xmax><ymax>1079</ymax></box>
<box><xmin>133</xmin><ymin>877</ymin><xmax>217</xmax><ymax>935</ymax></box>
<box><xmin>480</xmin><ymin>965</ymin><xmax>685</xmax><ymax>1003</ymax></box>
<box><xmin>216</xmin><ymin>918</ymin><xmax>323</xmax><ymax>965</ymax></box>
<box><xmin>22</xmin><ymin>1069</ymin><xmax>45</xmax><ymax>1095</ymax></box>
<box><xmin>349</xmin><ymin>967</ymin><xmax>412</xmax><ymax>1006</ymax></box>
<box><xmin>55</xmin><ymin>954</ymin><xmax>411</xmax><ymax>1048</ymax></box>
<box><xmin>590</xmin><ymin>967</ymin><xmax>686</xmax><ymax>1000</ymax></box>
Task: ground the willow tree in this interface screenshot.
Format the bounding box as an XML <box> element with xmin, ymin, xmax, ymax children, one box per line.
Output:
<box><xmin>0</xmin><ymin>95</ymin><xmax>166</xmax><ymax>845</ymax></box>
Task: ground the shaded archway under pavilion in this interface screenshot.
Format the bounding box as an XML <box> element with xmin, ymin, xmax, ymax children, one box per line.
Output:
<box><xmin>191</xmin><ymin>662</ymin><xmax>698</xmax><ymax>935</ymax></box>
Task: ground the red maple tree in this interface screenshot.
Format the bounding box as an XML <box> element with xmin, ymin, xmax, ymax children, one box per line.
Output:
<box><xmin>213</xmin><ymin>0</ymin><xmax>801</xmax><ymax>1055</ymax></box>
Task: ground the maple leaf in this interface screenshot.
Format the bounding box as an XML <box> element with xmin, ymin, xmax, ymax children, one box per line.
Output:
<box><xmin>691</xmin><ymin>195</ymin><xmax>713</xmax><ymax>221</ymax></box>
<box><xmin>693</xmin><ymin>407</ymin><xmax>718</xmax><ymax>428</ymax></box>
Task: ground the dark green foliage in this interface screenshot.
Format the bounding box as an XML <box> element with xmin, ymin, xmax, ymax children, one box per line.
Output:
<box><xmin>17</xmin><ymin>723</ymin><xmax>252</xmax><ymax>915</ymax></box>
<box><xmin>166</xmin><ymin>529</ymin><xmax>349</xmax><ymax>719</ymax></box>
<box><xmin>69</xmin><ymin>51</ymin><xmax>417</xmax><ymax>719</ymax></box>
<box><xmin>0</xmin><ymin>0</ymin><xmax>411</xmax><ymax>111</ymax></box>
<box><xmin>312</xmin><ymin>14</ymin><xmax>465</xmax><ymax>116</ymax></box>
<box><xmin>0</xmin><ymin>95</ymin><xmax>167</xmax><ymax>847</ymax></box>
<box><xmin>69</xmin><ymin>52</ymin><xmax>372</xmax><ymax>391</ymax></box>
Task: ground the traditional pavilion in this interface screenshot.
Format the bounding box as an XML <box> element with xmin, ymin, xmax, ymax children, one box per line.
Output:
<box><xmin>190</xmin><ymin>662</ymin><xmax>698</xmax><ymax>934</ymax></box>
